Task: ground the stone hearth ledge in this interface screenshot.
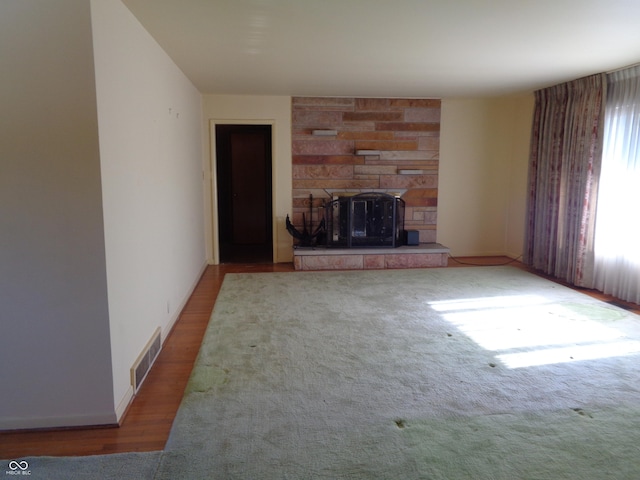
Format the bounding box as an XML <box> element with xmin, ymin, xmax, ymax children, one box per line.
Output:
<box><xmin>293</xmin><ymin>243</ymin><xmax>450</xmax><ymax>271</ymax></box>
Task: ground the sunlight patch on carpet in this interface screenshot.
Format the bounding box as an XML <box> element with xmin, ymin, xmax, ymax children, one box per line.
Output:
<box><xmin>429</xmin><ymin>294</ymin><xmax>640</xmax><ymax>368</ymax></box>
<box><xmin>497</xmin><ymin>339</ymin><xmax>640</xmax><ymax>368</ymax></box>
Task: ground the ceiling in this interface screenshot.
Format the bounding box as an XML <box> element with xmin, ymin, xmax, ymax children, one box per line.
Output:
<box><xmin>122</xmin><ymin>0</ymin><xmax>640</xmax><ymax>98</ymax></box>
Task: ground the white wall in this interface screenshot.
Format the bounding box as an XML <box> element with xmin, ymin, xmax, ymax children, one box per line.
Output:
<box><xmin>439</xmin><ymin>94</ymin><xmax>534</xmax><ymax>257</ymax></box>
<box><xmin>0</xmin><ymin>0</ymin><xmax>115</xmax><ymax>429</ymax></box>
<box><xmin>202</xmin><ymin>95</ymin><xmax>293</xmax><ymax>264</ymax></box>
<box><xmin>91</xmin><ymin>0</ymin><xmax>206</xmax><ymax>417</ymax></box>
<box><xmin>503</xmin><ymin>96</ymin><xmax>535</xmax><ymax>257</ymax></box>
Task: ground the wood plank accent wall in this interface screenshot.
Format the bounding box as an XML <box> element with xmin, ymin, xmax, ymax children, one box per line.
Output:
<box><xmin>292</xmin><ymin>97</ymin><xmax>441</xmax><ymax>243</ymax></box>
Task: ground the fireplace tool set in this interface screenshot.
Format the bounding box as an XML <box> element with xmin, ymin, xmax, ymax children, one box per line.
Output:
<box><xmin>286</xmin><ymin>194</ymin><xmax>325</xmax><ymax>247</ymax></box>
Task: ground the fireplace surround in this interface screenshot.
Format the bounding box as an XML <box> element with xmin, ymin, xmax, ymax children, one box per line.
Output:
<box><xmin>291</xmin><ymin>96</ymin><xmax>449</xmax><ymax>270</ymax></box>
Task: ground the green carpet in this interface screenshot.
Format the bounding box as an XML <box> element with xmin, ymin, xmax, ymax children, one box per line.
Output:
<box><xmin>6</xmin><ymin>266</ymin><xmax>640</xmax><ymax>479</ymax></box>
<box><xmin>156</xmin><ymin>266</ymin><xmax>640</xmax><ymax>479</ymax></box>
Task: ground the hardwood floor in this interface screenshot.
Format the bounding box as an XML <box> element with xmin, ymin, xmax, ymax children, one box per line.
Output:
<box><xmin>1</xmin><ymin>258</ymin><xmax>638</xmax><ymax>459</ymax></box>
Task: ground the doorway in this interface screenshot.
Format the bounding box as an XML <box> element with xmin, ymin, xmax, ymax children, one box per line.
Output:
<box><xmin>215</xmin><ymin>124</ymin><xmax>273</xmax><ymax>263</ymax></box>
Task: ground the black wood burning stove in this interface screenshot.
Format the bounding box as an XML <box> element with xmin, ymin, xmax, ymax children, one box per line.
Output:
<box><xmin>325</xmin><ymin>192</ymin><xmax>405</xmax><ymax>248</ymax></box>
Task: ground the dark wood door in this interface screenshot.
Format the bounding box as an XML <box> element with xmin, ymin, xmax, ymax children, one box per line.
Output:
<box><xmin>216</xmin><ymin>125</ymin><xmax>273</xmax><ymax>263</ymax></box>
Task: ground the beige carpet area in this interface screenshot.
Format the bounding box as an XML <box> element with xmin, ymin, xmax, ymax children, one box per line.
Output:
<box><xmin>154</xmin><ymin>266</ymin><xmax>640</xmax><ymax>479</ymax></box>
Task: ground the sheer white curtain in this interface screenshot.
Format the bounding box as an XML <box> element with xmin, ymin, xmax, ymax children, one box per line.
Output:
<box><xmin>593</xmin><ymin>65</ymin><xmax>640</xmax><ymax>304</ymax></box>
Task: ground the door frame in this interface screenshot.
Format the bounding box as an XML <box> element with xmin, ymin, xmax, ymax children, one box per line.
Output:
<box><xmin>208</xmin><ymin>119</ymin><xmax>276</xmax><ymax>265</ymax></box>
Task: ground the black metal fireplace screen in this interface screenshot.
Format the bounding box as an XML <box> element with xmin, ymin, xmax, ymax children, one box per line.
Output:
<box><xmin>326</xmin><ymin>192</ymin><xmax>405</xmax><ymax>248</ymax></box>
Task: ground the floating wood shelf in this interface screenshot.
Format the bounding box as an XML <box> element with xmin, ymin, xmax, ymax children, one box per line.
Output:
<box><xmin>311</xmin><ymin>129</ymin><xmax>338</xmax><ymax>136</ymax></box>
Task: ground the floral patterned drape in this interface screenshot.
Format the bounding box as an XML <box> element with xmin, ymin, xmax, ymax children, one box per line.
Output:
<box><xmin>524</xmin><ymin>74</ymin><xmax>605</xmax><ymax>286</ymax></box>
